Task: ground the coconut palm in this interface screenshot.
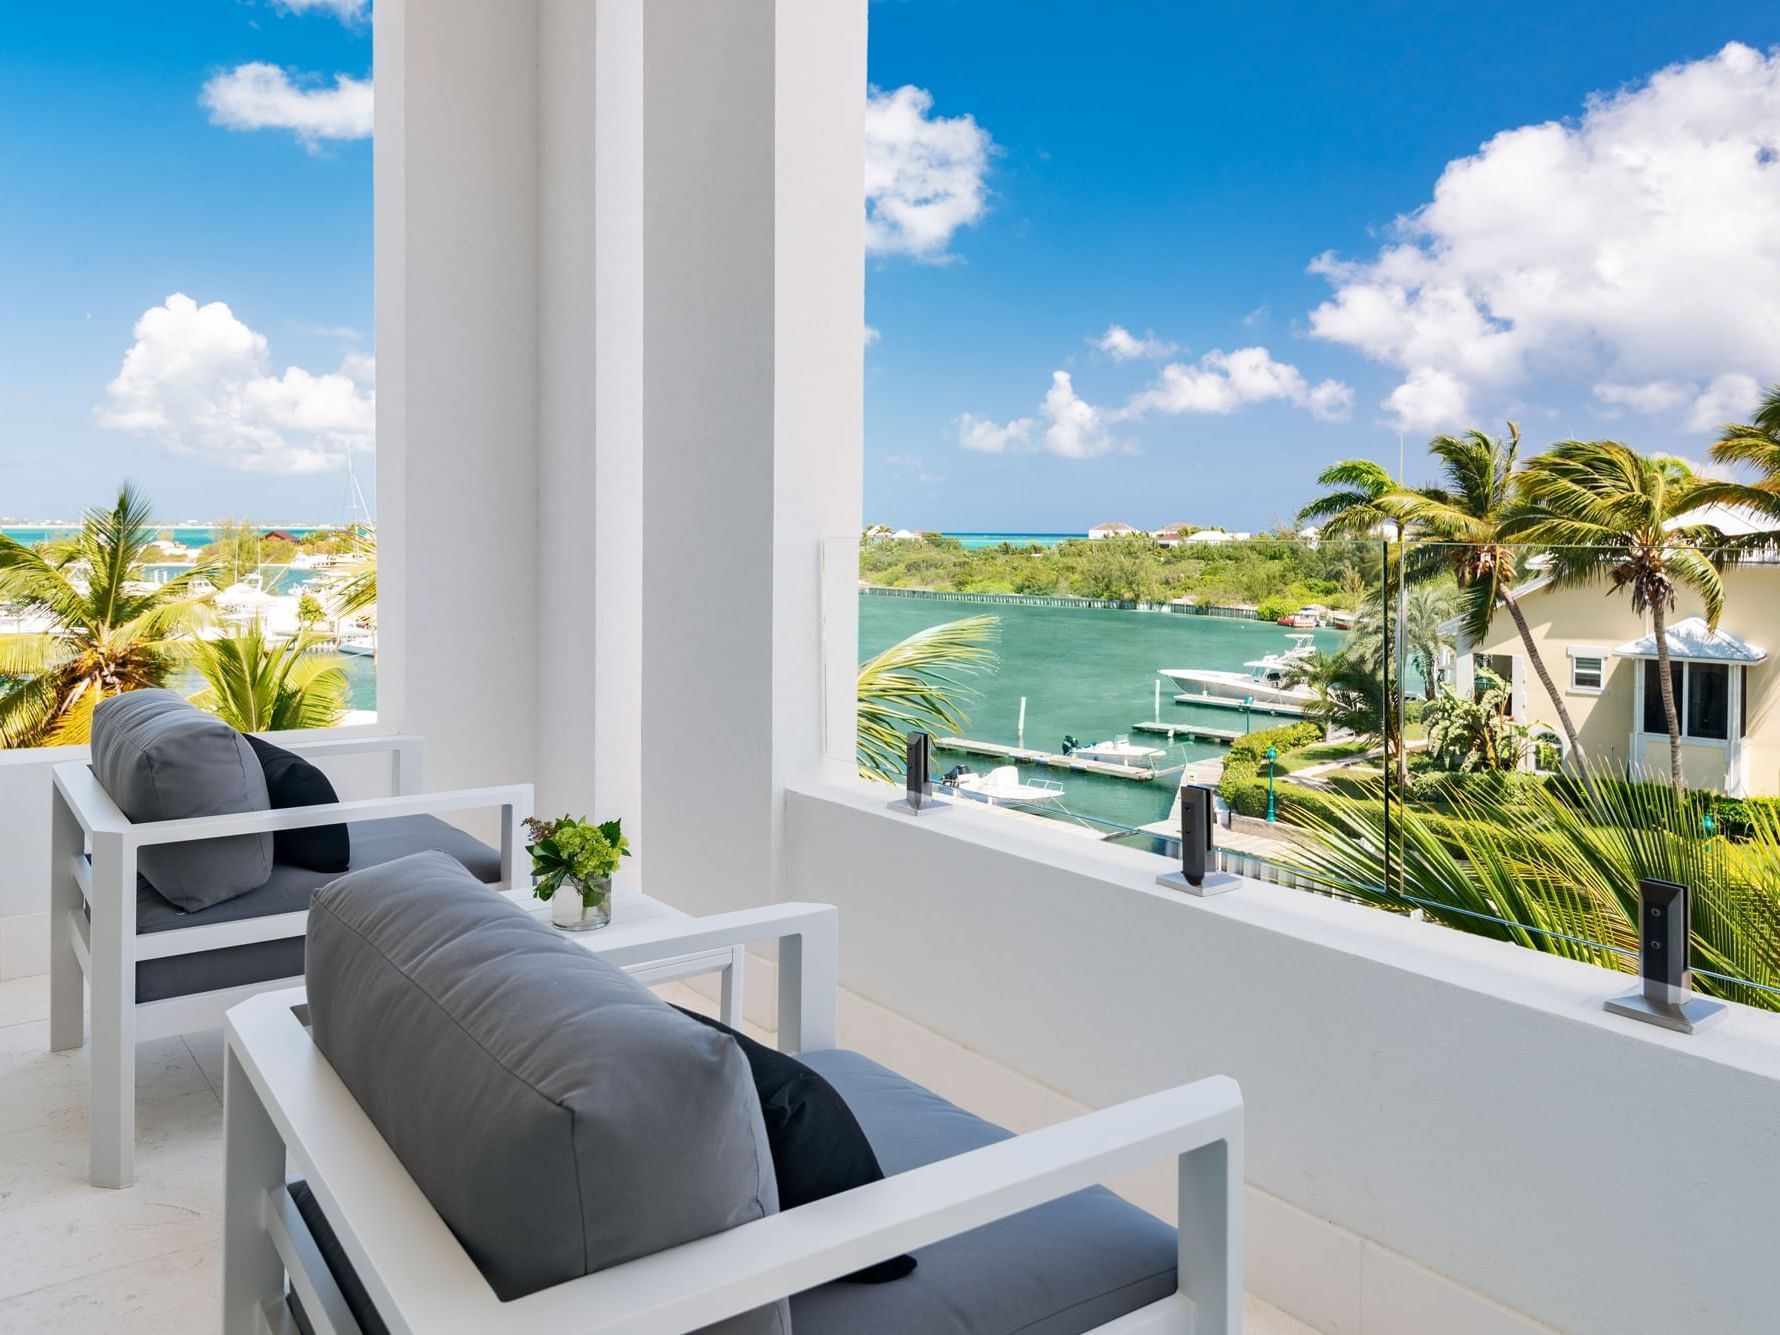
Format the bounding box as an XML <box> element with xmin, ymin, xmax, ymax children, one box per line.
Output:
<box><xmin>326</xmin><ymin>527</ymin><xmax>378</xmax><ymax>619</ymax></box>
<box><xmin>1509</xmin><ymin>441</ymin><xmax>1726</xmax><ymax>795</ymax></box>
<box><xmin>186</xmin><ymin>622</ymin><xmax>352</xmax><ymax>733</ymax></box>
<box><xmin>856</xmin><ymin>615</ymin><xmax>999</xmax><ymax>782</ymax></box>
<box><xmin>1698</xmin><ymin>382</ymin><xmax>1780</xmax><ymax>529</ymax></box>
<box><xmin>0</xmin><ymin>485</ymin><xmax>218</xmax><ymax>747</ymax></box>
<box><xmin>1296</xmin><ymin>458</ymin><xmax>1400</xmax><ymax>540</ymax></box>
<box><xmin>1284</xmin><ymin>776</ymin><xmax>1780</xmax><ymax>1010</ymax></box>
<box><xmin>1286</xmin><ymin>647</ymin><xmax>1381</xmax><ymax>744</ymax></box>
<box><xmin>1381</xmin><ymin>425</ymin><xmax>1596</xmax><ymax>793</ymax></box>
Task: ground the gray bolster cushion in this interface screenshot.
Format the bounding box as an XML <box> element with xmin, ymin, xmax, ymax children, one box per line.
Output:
<box><xmin>306</xmin><ymin>851</ymin><xmax>788</xmax><ymax>1332</ymax></box>
<box><xmin>89</xmin><ymin>689</ymin><xmax>272</xmax><ymax>911</ymax></box>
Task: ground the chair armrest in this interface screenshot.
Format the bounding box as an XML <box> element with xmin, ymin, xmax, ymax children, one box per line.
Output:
<box><xmin>119</xmin><ymin>785</ymin><xmax>533</xmax><ymax>847</ymax></box>
<box><xmin>582</xmin><ymin>903</ymin><xmax>838</xmax><ymax>1053</ymax></box>
<box><xmin>224</xmin><ymin>990</ymin><xmax>1242</xmax><ymax>1335</ymax></box>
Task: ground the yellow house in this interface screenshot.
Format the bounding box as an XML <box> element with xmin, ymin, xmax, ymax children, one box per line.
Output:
<box><xmin>1459</xmin><ymin>561</ymin><xmax>1778</xmax><ymax>797</ymax></box>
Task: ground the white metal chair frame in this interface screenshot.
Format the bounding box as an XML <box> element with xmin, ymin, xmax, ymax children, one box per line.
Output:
<box><xmin>48</xmin><ymin>733</ymin><xmax>533</xmax><ymax>1189</ymax></box>
<box><xmin>222</xmin><ymin>902</ymin><xmax>1245</xmax><ymax>1335</ymax></box>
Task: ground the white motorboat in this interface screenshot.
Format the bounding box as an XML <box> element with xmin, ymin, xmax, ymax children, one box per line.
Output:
<box><xmin>1063</xmin><ymin>735</ymin><xmax>1168</xmax><ymax>768</ymax></box>
<box><xmin>1158</xmin><ymin>633</ymin><xmax>1319</xmax><ymax>712</ymax></box>
<box><xmin>946</xmin><ymin>764</ymin><xmax>1066</xmax><ymax>807</ymax></box>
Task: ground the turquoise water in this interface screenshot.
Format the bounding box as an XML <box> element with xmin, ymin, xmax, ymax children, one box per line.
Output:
<box><xmin>939</xmin><ymin>532</ymin><xmax>1081</xmax><ymax>550</ymax></box>
<box><xmin>1</xmin><ymin>525</ymin><xmax>330</xmax><ymax>547</ymax></box>
<box><xmin>858</xmin><ymin>593</ymin><xmax>1345</xmax><ymax>832</ymax></box>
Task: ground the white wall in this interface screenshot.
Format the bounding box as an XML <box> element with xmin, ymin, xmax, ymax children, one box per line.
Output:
<box><xmin>782</xmin><ymin>782</ymin><xmax>1780</xmax><ymax>1335</ymax></box>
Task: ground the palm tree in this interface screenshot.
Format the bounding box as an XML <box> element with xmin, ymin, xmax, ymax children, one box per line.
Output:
<box><xmin>1510</xmin><ymin>441</ymin><xmax>1727</xmax><ymax>795</ymax></box>
<box><xmin>1402</xmin><ymin>580</ymin><xmax>1458</xmax><ymax>701</ymax></box>
<box><xmin>1698</xmin><ymin>382</ymin><xmax>1780</xmax><ymax>529</ymax></box>
<box><xmin>1296</xmin><ymin>458</ymin><xmax>1399</xmax><ymax>539</ymax></box>
<box><xmin>856</xmin><ymin>615</ymin><xmax>999</xmax><ymax>782</ymax></box>
<box><xmin>1287</xmin><ymin>647</ymin><xmax>1381</xmax><ymax>743</ymax></box>
<box><xmin>186</xmin><ymin>622</ymin><xmax>352</xmax><ymax>733</ymax></box>
<box><xmin>326</xmin><ymin>527</ymin><xmax>378</xmax><ymax>619</ymax></box>
<box><xmin>1381</xmin><ymin>425</ymin><xmax>1596</xmax><ymax>793</ymax></box>
<box><xmin>0</xmin><ymin>485</ymin><xmax>218</xmax><ymax>747</ymax></box>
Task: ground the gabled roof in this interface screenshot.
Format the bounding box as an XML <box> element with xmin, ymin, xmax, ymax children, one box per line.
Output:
<box><xmin>1612</xmin><ymin>616</ymin><xmax>1768</xmax><ymax>664</ymax></box>
<box><xmin>1089</xmin><ymin>521</ymin><xmax>1136</xmax><ymax>532</ymax></box>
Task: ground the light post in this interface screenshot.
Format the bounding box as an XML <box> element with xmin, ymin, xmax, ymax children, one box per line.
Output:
<box><xmin>1243</xmin><ymin>694</ymin><xmax>1253</xmax><ymax>735</ymax></box>
<box><xmin>1265</xmin><ymin>745</ymin><xmax>1278</xmax><ymax>823</ymax></box>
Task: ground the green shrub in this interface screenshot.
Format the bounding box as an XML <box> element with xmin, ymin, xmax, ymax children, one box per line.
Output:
<box><xmin>1220</xmin><ymin>722</ymin><xmax>1326</xmax><ymax>802</ymax></box>
<box><xmin>1254</xmin><ymin>594</ymin><xmax>1298</xmax><ymax>623</ymax></box>
<box><xmin>1222</xmin><ymin>776</ymin><xmax>1358</xmax><ymax>827</ymax></box>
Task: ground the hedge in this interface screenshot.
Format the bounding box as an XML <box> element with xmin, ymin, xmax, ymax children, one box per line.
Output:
<box><xmin>1221</xmin><ymin>776</ymin><xmax>1357</xmax><ymax>827</ymax></box>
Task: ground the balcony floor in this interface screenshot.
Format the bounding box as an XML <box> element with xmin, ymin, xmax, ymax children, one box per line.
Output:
<box><xmin>0</xmin><ymin>973</ymin><xmax>1319</xmax><ymax>1333</ymax></box>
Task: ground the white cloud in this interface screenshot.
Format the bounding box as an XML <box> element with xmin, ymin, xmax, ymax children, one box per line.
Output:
<box><xmin>957</xmin><ymin>371</ymin><xmax>1118</xmax><ymax>459</ymax></box>
<box><xmin>273</xmin><ymin>0</ymin><xmax>368</xmax><ymax>20</ymax></box>
<box><xmin>865</xmin><ymin>85</ymin><xmax>993</xmax><ymax>260</ymax></box>
<box><xmin>201</xmin><ymin>62</ymin><xmax>372</xmax><ymax>148</ymax></box>
<box><xmin>863</xmin><ymin>324</ymin><xmax>881</xmax><ymax>347</ymax></box>
<box><xmin>1123</xmin><ymin>347</ymin><xmax>1353</xmax><ymax>422</ymax></box>
<box><xmin>1307</xmin><ymin>42</ymin><xmax>1780</xmax><ymax>432</ymax></box>
<box><xmin>1683</xmin><ymin>372</ymin><xmax>1764</xmax><ymax>432</ymax></box>
<box><xmin>1593</xmin><ymin>379</ymin><xmax>1695</xmax><ymax>415</ymax></box>
<box><xmin>1095</xmin><ymin>324</ymin><xmax>1180</xmax><ymax>361</ymax></box>
<box><xmin>97</xmin><ymin>294</ymin><xmax>373</xmax><ymax>474</ymax></box>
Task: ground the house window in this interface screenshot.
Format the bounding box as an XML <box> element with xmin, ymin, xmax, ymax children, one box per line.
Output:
<box><xmin>1687</xmin><ymin>663</ymin><xmax>1730</xmax><ymax>741</ymax></box>
<box><xmin>1570</xmin><ymin>655</ymin><xmax>1604</xmax><ymax>692</ymax></box>
<box><xmin>1641</xmin><ymin>661</ymin><xmax>1732</xmax><ymax>741</ymax></box>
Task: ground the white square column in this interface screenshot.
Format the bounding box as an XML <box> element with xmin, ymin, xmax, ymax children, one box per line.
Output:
<box><xmin>639</xmin><ymin>0</ymin><xmax>866</xmax><ymax>915</ymax></box>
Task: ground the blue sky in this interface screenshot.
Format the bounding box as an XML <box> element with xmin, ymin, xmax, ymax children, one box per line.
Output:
<box><xmin>1</xmin><ymin>2</ymin><xmax>1777</xmax><ymax>530</ymax></box>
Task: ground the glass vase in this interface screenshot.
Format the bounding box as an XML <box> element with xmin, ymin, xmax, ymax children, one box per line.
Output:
<box><xmin>549</xmin><ymin>876</ymin><xmax>612</xmax><ymax>931</ymax></box>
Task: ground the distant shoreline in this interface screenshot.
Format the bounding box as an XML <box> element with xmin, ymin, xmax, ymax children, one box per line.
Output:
<box><xmin>860</xmin><ymin>584</ymin><xmax>1260</xmax><ymax>618</ymax></box>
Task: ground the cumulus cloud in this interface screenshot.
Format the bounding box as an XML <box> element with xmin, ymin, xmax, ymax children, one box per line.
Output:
<box><xmin>863</xmin><ymin>324</ymin><xmax>881</xmax><ymax>347</ymax></box>
<box><xmin>1123</xmin><ymin>347</ymin><xmax>1353</xmax><ymax>422</ymax></box>
<box><xmin>957</xmin><ymin>371</ymin><xmax>1118</xmax><ymax>459</ymax></box>
<box><xmin>866</xmin><ymin>85</ymin><xmax>993</xmax><ymax>260</ymax></box>
<box><xmin>273</xmin><ymin>0</ymin><xmax>368</xmax><ymax>20</ymax></box>
<box><xmin>885</xmin><ymin>453</ymin><xmax>943</xmax><ymax>483</ymax></box>
<box><xmin>201</xmin><ymin>62</ymin><xmax>372</xmax><ymax>148</ymax></box>
<box><xmin>1307</xmin><ymin>42</ymin><xmax>1780</xmax><ymax>432</ymax></box>
<box><xmin>1095</xmin><ymin>324</ymin><xmax>1181</xmax><ymax>361</ymax></box>
<box><xmin>97</xmin><ymin>294</ymin><xmax>373</xmax><ymax>474</ymax></box>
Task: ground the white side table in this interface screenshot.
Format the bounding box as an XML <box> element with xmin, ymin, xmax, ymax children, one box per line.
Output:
<box><xmin>505</xmin><ymin>886</ymin><xmax>744</xmax><ymax>1025</ymax></box>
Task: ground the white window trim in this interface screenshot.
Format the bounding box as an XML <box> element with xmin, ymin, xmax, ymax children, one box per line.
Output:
<box><xmin>1566</xmin><ymin>645</ymin><xmax>1608</xmax><ymax>696</ymax></box>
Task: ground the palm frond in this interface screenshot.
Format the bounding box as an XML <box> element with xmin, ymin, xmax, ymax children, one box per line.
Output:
<box><xmin>856</xmin><ymin>615</ymin><xmax>999</xmax><ymax>782</ymax></box>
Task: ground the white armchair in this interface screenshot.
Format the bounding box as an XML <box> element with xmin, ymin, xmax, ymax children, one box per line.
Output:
<box><xmin>48</xmin><ymin>732</ymin><xmax>532</xmax><ymax>1188</ymax></box>
<box><xmin>221</xmin><ymin>901</ymin><xmax>1245</xmax><ymax>1335</ymax></box>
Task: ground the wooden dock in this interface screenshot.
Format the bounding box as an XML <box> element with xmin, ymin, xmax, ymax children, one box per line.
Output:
<box><xmin>1169</xmin><ymin>690</ymin><xmax>1307</xmax><ymax>719</ymax></box>
<box><xmin>935</xmin><ymin>737</ymin><xmax>1174</xmax><ymax>782</ymax></box>
<box><xmin>1130</xmin><ymin>720</ymin><xmax>1242</xmax><ymax>745</ymax></box>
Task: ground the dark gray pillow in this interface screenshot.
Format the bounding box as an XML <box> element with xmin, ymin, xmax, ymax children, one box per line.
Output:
<box><xmin>89</xmin><ymin>689</ymin><xmax>272</xmax><ymax>912</ymax></box>
<box><xmin>306</xmin><ymin>852</ymin><xmax>788</xmax><ymax>1332</ymax></box>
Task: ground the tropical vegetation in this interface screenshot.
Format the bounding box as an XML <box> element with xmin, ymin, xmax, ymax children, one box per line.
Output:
<box><xmin>0</xmin><ymin>485</ymin><xmax>219</xmax><ymax>746</ymax></box>
<box><xmin>855</xmin><ymin>614</ymin><xmax>999</xmax><ymax>782</ymax></box>
<box><xmin>186</xmin><ymin>623</ymin><xmax>352</xmax><ymax>733</ymax></box>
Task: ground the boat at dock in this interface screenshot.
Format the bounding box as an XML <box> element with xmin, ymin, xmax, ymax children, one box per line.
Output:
<box><xmin>944</xmin><ymin>764</ymin><xmax>1066</xmax><ymax>807</ymax></box>
<box><xmin>1062</xmin><ymin>735</ymin><xmax>1169</xmax><ymax>769</ymax></box>
<box><xmin>1158</xmin><ymin>633</ymin><xmax>1318</xmax><ymax>712</ymax></box>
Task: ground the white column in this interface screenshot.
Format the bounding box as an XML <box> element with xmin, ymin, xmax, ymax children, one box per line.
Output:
<box><xmin>376</xmin><ymin>0</ymin><xmax>542</xmax><ymax>796</ymax></box>
<box><xmin>637</xmin><ymin>1</ymin><xmax>866</xmax><ymax>916</ymax></box>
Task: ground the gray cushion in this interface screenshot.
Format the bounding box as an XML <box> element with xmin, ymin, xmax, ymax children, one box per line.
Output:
<box><xmin>89</xmin><ymin>689</ymin><xmax>271</xmax><ymax>911</ymax></box>
<box><xmin>789</xmin><ymin>1049</ymin><xmax>1179</xmax><ymax>1335</ymax></box>
<box><xmin>131</xmin><ymin>815</ymin><xmax>502</xmax><ymax>1003</ymax></box>
<box><xmin>306</xmin><ymin>851</ymin><xmax>788</xmax><ymax>1333</ymax></box>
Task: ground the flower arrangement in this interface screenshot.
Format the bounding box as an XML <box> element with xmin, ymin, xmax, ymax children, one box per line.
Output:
<box><xmin>525</xmin><ymin>815</ymin><xmax>631</xmax><ymax>907</ymax></box>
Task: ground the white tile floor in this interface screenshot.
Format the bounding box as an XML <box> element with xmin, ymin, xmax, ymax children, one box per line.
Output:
<box><xmin>0</xmin><ymin>974</ymin><xmax>1319</xmax><ymax>1334</ymax></box>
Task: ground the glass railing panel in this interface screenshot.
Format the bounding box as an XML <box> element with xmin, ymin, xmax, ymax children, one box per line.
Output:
<box><xmin>1376</xmin><ymin>538</ymin><xmax>1780</xmax><ymax>1011</ymax></box>
<box><xmin>844</xmin><ymin>530</ymin><xmax>1391</xmax><ymax>862</ymax></box>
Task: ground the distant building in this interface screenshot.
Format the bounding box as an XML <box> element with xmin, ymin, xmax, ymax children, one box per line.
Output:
<box><xmin>1088</xmin><ymin>521</ymin><xmax>1138</xmax><ymax>540</ymax></box>
<box><xmin>1183</xmin><ymin>529</ymin><xmax>1233</xmax><ymax>544</ymax></box>
<box><xmin>1153</xmin><ymin>523</ymin><xmax>1195</xmax><ymax>547</ymax></box>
